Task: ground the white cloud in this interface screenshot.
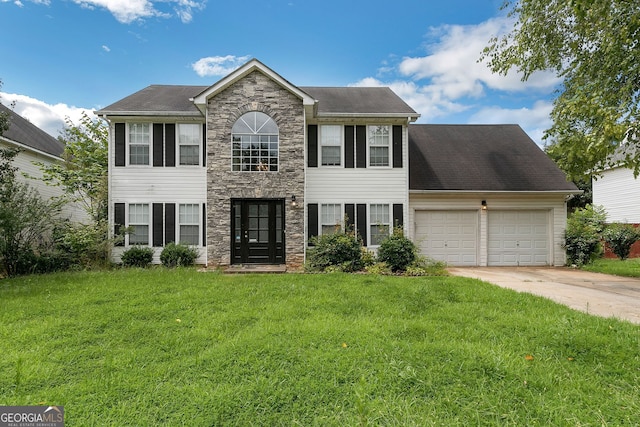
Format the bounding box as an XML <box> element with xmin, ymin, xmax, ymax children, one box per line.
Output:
<box><xmin>1</xmin><ymin>92</ymin><xmax>94</xmax><ymax>138</ymax></box>
<box><xmin>192</xmin><ymin>55</ymin><xmax>252</xmax><ymax>77</ymax></box>
<box><xmin>7</xmin><ymin>0</ymin><xmax>205</xmax><ymax>24</ymax></box>
<box><xmin>102</xmin><ymin>45</ymin><xmax>111</xmax><ymax>52</ymax></box>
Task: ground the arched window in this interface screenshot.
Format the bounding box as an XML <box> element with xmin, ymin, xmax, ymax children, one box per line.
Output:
<box><xmin>231</xmin><ymin>111</ymin><xmax>279</xmax><ymax>172</ymax></box>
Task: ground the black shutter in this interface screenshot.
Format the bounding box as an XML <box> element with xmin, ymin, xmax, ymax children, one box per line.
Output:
<box><xmin>393</xmin><ymin>204</ymin><xmax>404</xmax><ymax>228</ymax></box>
<box><xmin>115</xmin><ymin>123</ymin><xmax>125</xmax><ymax>167</ymax></box>
<box><xmin>345</xmin><ymin>204</ymin><xmax>355</xmax><ymax>233</ymax></box>
<box><xmin>202</xmin><ymin>203</ymin><xmax>207</xmax><ymax>247</ymax></box>
<box><xmin>356</xmin><ymin>204</ymin><xmax>367</xmax><ymax>246</ymax></box>
<box><xmin>202</xmin><ymin>124</ymin><xmax>207</xmax><ymax>167</ymax></box>
<box><xmin>114</xmin><ymin>203</ymin><xmax>125</xmax><ymax>246</ymax></box>
<box><xmin>165</xmin><ymin>203</ymin><xmax>176</xmax><ymax>244</ymax></box>
<box><xmin>356</xmin><ymin>125</ymin><xmax>366</xmax><ymax>168</ymax></box>
<box><xmin>393</xmin><ymin>125</ymin><xmax>403</xmax><ymax>168</ymax></box>
<box><xmin>165</xmin><ymin>124</ymin><xmax>176</xmax><ymax>167</ymax></box>
<box><xmin>152</xmin><ymin>203</ymin><xmax>164</xmax><ymax>247</ymax></box>
<box><xmin>344</xmin><ymin>126</ymin><xmax>355</xmax><ymax>168</ymax></box>
<box><xmin>153</xmin><ymin>124</ymin><xmax>164</xmax><ymax>167</ymax></box>
<box><xmin>308</xmin><ymin>203</ymin><xmax>318</xmax><ymax>243</ymax></box>
<box><xmin>307</xmin><ymin>125</ymin><xmax>318</xmax><ymax>167</ymax></box>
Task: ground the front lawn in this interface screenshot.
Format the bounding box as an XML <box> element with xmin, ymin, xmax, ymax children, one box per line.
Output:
<box><xmin>1</xmin><ymin>270</ymin><xmax>638</xmax><ymax>425</ymax></box>
<box><xmin>582</xmin><ymin>257</ymin><xmax>640</xmax><ymax>277</ymax></box>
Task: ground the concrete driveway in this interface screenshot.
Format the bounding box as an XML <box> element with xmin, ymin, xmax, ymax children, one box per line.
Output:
<box><xmin>448</xmin><ymin>267</ymin><xmax>640</xmax><ymax>324</ymax></box>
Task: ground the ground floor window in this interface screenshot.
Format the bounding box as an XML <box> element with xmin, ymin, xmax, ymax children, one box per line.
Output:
<box><xmin>179</xmin><ymin>204</ymin><xmax>200</xmax><ymax>245</ymax></box>
<box><xmin>129</xmin><ymin>203</ymin><xmax>149</xmax><ymax>245</ymax></box>
<box><xmin>370</xmin><ymin>204</ymin><xmax>390</xmax><ymax>246</ymax></box>
<box><xmin>321</xmin><ymin>204</ymin><xmax>342</xmax><ymax>235</ymax></box>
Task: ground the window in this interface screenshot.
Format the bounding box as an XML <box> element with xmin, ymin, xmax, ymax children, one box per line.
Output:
<box><xmin>321</xmin><ymin>204</ymin><xmax>342</xmax><ymax>235</ymax></box>
<box><xmin>370</xmin><ymin>204</ymin><xmax>390</xmax><ymax>245</ymax></box>
<box><xmin>231</xmin><ymin>111</ymin><xmax>279</xmax><ymax>172</ymax></box>
<box><xmin>320</xmin><ymin>125</ymin><xmax>341</xmax><ymax>166</ymax></box>
<box><xmin>129</xmin><ymin>123</ymin><xmax>150</xmax><ymax>165</ymax></box>
<box><xmin>178</xmin><ymin>124</ymin><xmax>201</xmax><ymax>165</ymax></box>
<box><xmin>129</xmin><ymin>204</ymin><xmax>149</xmax><ymax>245</ymax></box>
<box><xmin>179</xmin><ymin>204</ymin><xmax>199</xmax><ymax>245</ymax></box>
<box><xmin>369</xmin><ymin>125</ymin><xmax>390</xmax><ymax>167</ymax></box>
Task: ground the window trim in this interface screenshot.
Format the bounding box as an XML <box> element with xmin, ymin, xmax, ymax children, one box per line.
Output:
<box><xmin>319</xmin><ymin>125</ymin><xmax>343</xmax><ymax>167</ymax></box>
<box><xmin>128</xmin><ymin>122</ymin><xmax>151</xmax><ymax>166</ymax></box>
<box><xmin>128</xmin><ymin>203</ymin><xmax>150</xmax><ymax>245</ymax></box>
<box><xmin>178</xmin><ymin>203</ymin><xmax>200</xmax><ymax>246</ymax></box>
<box><xmin>369</xmin><ymin>203</ymin><xmax>390</xmax><ymax>246</ymax></box>
<box><xmin>367</xmin><ymin>125</ymin><xmax>391</xmax><ymax>168</ymax></box>
<box><xmin>177</xmin><ymin>123</ymin><xmax>201</xmax><ymax>166</ymax></box>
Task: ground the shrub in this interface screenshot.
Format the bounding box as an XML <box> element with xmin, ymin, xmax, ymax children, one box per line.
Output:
<box><xmin>53</xmin><ymin>220</ymin><xmax>112</xmax><ymax>269</ymax></box>
<box><xmin>306</xmin><ymin>231</ymin><xmax>363</xmax><ymax>272</ymax></box>
<box><xmin>564</xmin><ymin>205</ymin><xmax>607</xmax><ymax>266</ymax></box>
<box><xmin>602</xmin><ymin>223</ymin><xmax>640</xmax><ymax>260</ymax></box>
<box><xmin>405</xmin><ymin>255</ymin><xmax>448</xmax><ymax>276</ymax></box>
<box><xmin>160</xmin><ymin>242</ymin><xmax>199</xmax><ymax>268</ymax></box>
<box><xmin>377</xmin><ymin>228</ymin><xmax>417</xmax><ymax>272</ymax></box>
<box><xmin>121</xmin><ymin>246</ymin><xmax>154</xmax><ymax>268</ymax></box>
<box><xmin>365</xmin><ymin>262</ymin><xmax>392</xmax><ymax>275</ymax></box>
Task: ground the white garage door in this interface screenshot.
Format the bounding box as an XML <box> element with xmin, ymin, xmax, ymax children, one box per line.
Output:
<box><xmin>415</xmin><ymin>210</ymin><xmax>478</xmax><ymax>266</ymax></box>
<box><xmin>488</xmin><ymin>210</ymin><xmax>549</xmax><ymax>266</ymax></box>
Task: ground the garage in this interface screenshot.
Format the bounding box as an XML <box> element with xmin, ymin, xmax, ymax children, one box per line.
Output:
<box><xmin>488</xmin><ymin>210</ymin><xmax>549</xmax><ymax>266</ymax></box>
<box><xmin>415</xmin><ymin>210</ymin><xmax>478</xmax><ymax>266</ymax></box>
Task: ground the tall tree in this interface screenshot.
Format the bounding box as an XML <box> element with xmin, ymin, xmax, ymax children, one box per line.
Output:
<box><xmin>0</xmin><ymin>80</ymin><xmax>10</xmax><ymax>135</ymax></box>
<box><xmin>39</xmin><ymin>112</ymin><xmax>108</xmax><ymax>223</ymax></box>
<box><xmin>483</xmin><ymin>0</ymin><xmax>640</xmax><ymax>179</ymax></box>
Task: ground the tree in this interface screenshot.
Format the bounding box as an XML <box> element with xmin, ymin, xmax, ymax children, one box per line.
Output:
<box><xmin>0</xmin><ymin>148</ymin><xmax>64</xmax><ymax>276</ymax></box>
<box><xmin>39</xmin><ymin>112</ymin><xmax>108</xmax><ymax>223</ymax></box>
<box><xmin>0</xmin><ymin>80</ymin><xmax>9</xmax><ymax>136</ymax></box>
<box><xmin>483</xmin><ymin>0</ymin><xmax>640</xmax><ymax>180</ymax></box>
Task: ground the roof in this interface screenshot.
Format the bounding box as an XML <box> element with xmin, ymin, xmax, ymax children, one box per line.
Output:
<box><xmin>301</xmin><ymin>87</ymin><xmax>418</xmax><ymax>118</ymax></box>
<box><xmin>96</xmin><ymin>85</ymin><xmax>208</xmax><ymax>116</ymax></box>
<box><xmin>0</xmin><ymin>103</ymin><xmax>64</xmax><ymax>157</ymax></box>
<box><xmin>409</xmin><ymin>124</ymin><xmax>578</xmax><ymax>192</ymax></box>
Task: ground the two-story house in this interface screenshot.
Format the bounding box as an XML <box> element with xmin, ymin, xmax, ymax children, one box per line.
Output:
<box><xmin>97</xmin><ymin>59</ymin><xmax>578</xmax><ymax>269</ymax></box>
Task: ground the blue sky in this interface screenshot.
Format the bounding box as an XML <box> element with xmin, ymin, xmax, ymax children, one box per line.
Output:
<box><xmin>0</xmin><ymin>0</ymin><xmax>560</xmax><ymax>145</ymax></box>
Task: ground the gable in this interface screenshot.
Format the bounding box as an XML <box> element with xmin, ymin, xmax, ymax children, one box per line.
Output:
<box><xmin>408</xmin><ymin>124</ymin><xmax>578</xmax><ymax>192</ymax></box>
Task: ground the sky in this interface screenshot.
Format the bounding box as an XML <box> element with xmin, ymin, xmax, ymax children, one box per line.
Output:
<box><xmin>0</xmin><ymin>0</ymin><xmax>560</xmax><ymax>146</ymax></box>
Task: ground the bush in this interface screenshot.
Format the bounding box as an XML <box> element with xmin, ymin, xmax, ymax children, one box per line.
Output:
<box><xmin>53</xmin><ymin>220</ymin><xmax>112</xmax><ymax>269</ymax></box>
<box><xmin>602</xmin><ymin>223</ymin><xmax>640</xmax><ymax>260</ymax></box>
<box><xmin>121</xmin><ymin>246</ymin><xmax>154</xmax><ymax>268</ymax></box>
<box><xmin>160</xmin><ymin>242</ymin><xmax>199</xmax><ymax>268</ymax></box>
<box><xmin>306</xmin><ymin>231</ymin><xmax>363</xmax><ymax>272</ymax></box>
<box><xmin>377</xmin><ymin>228</ymin><xmax>417</xmax><ymax>272</ymax></box>
<box><xmin>564</xmin><ymin>205</ymin><xmax>607</xmax><ymax>266</ymax></box>
<box><xmin>405</xmin><ymin>256</ymin><xmax>448</xmax><ymax>276</ymax></box>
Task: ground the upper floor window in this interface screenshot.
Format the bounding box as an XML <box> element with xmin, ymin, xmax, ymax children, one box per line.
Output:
<box><xmin>129</xmin><ymin>123</ymin><xmax>150</xmax><ymax>165</ymax></box>
<box><xmin>129</xmin><ymin>203</ymin><xmax>149</xmax><ymax>245</ymax></box>
<box><xmin>178</xmin><ymin>124</ymin><xmax>201</xmax><ymax>166</ymax></box>
<box><xmin>231</xmin><ymin>112</ymin><xmax>279</xmax><ymax>172</ymax></box>
<box><xmin>320</xmin><ymin>125</ymin><xmax>342</xmax><ymax>166</ymax></box>
<box><xmin>368</xmin><ymin>125</ymin><xmax>390</xmax><ymax>167</ymax></box>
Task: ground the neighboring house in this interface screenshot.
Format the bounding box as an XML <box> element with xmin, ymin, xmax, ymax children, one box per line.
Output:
<box><xmin>592</xmin><ymin>163</ymin><xmax>640</xmax><ymax>258</ymax></box>
<box><xmin>0</xmin><ymin>103</ymin><xmax>85</xmax><ymax>222</ymax></box>
<box><xmin>96</xmin><ymin>59</ymin><xmax>578</xmax><ymax>268</ymax></box>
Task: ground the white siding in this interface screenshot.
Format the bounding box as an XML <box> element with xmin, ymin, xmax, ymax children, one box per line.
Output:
<box><xmin>1</xmin><ymin>140</ymin><xmax>88</xmax><ymax>222</ymax></box>
<box><xmin>306</xmin><ymin>168</ymin><xmax>407</xmax><ymax>203</ymax></box>
<box><xmin>409</xmin><ymin>193</ymin><xmax>568</xmax><ymax>266</ymax></box>
<box><xmin>111</xmin><ymin>167</ymin><xmax>207</xmax><ymax>202</ymax></box>
<box><xmin>593</xmin><ymin>167</ymin><xmax>640</xmax><ymax>223</ymax></box>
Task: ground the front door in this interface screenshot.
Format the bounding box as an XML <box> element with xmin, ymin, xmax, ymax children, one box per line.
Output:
<box><xmin>231</xmin><ymin>199</ymin><xmax>285</xmax><ymax>264</ymax></box>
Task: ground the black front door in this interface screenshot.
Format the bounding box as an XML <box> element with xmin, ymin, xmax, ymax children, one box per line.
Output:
<box><xmin>231</xmin><ymin>199</ymin><xmax>285</xmax><ymax>264</ymax></box>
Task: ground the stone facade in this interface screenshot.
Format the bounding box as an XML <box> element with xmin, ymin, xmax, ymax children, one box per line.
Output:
<box><xmin>206</xmin><ymin>70</ymin><xmax>306</xmax><ymax>268</ymax></box>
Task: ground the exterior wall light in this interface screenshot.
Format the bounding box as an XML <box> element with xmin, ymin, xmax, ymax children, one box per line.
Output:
<box><xmin>291</xmin><ymin>195</ymin><xmax>297</xmax><ymax>207</ymax></box>
<box><xmin>481</xmin><ymin>200</ymin><xmax>487</xmax><ymax>210</ymax></box>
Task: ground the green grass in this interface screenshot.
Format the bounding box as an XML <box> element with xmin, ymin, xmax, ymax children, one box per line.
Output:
<box><xmin>582</xmin><ymin>257</ymin><xmax>640</xmax><ymax>277</ymax></box>
<box><xmin>1</xmin><ymin>269</ymin><xmax>638</xmax><ymax>426</ymax></box>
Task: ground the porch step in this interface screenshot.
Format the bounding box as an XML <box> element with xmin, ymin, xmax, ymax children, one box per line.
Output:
<box><xmin>224</xmin><ymin>264</ymin><xmax>287</xmax><ymax>274</ymax></box>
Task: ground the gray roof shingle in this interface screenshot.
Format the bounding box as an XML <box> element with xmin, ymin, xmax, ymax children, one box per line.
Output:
<box><xmin>409</xmin><ymin>124</ymin><xmax>578</xmax><ymax>192</ymax></box>
<box><xmin>301</xmin><ymin>87</ymin><xmax>418</xmax><ymax>116</ymax></box>
<box><xmin>96</xmin><ymin>85</ymin><xmax>208</xmax><ymax>115</ymax></box>
<box><xmin>1</xmin><ymin>103</ymin><xmax>64</xmax><ymax>157</ymax></box>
